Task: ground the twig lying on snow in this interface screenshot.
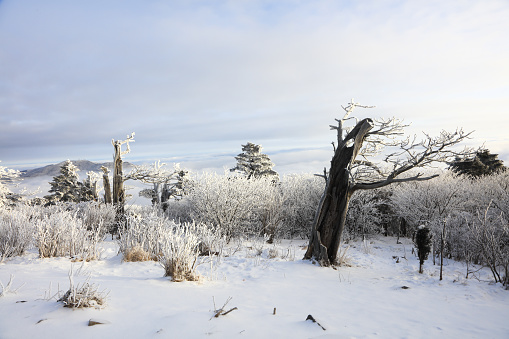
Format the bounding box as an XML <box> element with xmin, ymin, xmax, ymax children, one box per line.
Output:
<box><xmin>306</xmin><ymin>314</ymin><xmax>326</xmax><ymax>331</ymax></box>
<box><xmin>210</xmin><ymin>296</ymin><xmax>238</xmax><ymax>319</ymax></box>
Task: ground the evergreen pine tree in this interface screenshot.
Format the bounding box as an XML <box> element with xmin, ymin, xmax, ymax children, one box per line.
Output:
<box><xmin>449</xmin><ymin>149</ymin><xmax>506</xmax><ymax>177</ymax></box>
<box><xmin>0</xmin><ymin>162</ymin><xmax>21</xmax><ymax>207</ymax></box>
<box><xmin>230</xmin><ymin>142</ymin><xmax>279</xmax><ymax>180</ymax></box>
<box><xmin>45</xmin><ymin>160</ymin><xmax>84</xmax><ymax>203</ymax></box>
<box><xmin>414</xmin><ymin>226</ymin><xmax>432</xmax><ymax>274</ymax></box>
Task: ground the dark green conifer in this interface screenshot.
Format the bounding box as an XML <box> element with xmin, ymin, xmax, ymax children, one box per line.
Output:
<box><xmin>414</xmin><ymin>226</ymin><xmax>432</xmax><ymax>274</ymax></box>
<box><xmin>449</xmin><ymin>149</ymin><xmax>505</xmax><ymax>177</ymax></box>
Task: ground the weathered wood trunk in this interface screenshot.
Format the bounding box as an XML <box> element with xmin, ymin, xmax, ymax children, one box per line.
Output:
<box><xmin>161</xmin><ymin>183</ymin><xmax>170</xmax><ymax>212</ymax></box>
<box><xmin>304</xmin><ymin>118</ymin><xmax>373</xmax><ymax>266</ymax></box>
<box><xmin>112</xmin><ymin>142</ymin><xmax>125</xmax><ymax>228</ymax></box>
<box><xmin>101</xmin><ymin>166</ymin><xmax>112</xmax><ymax>204</ymax></box>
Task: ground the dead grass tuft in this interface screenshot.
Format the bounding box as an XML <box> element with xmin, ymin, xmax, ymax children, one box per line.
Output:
<box><xmin>123</xmin><ymin>245</ymin><xmax>154</xmax><ymax>262</ymax></box>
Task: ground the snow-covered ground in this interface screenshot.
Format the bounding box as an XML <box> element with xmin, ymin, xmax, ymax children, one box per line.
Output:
<box><xmin>0</xmin><ymin>237</ymin><xmax>508</xmax><ymax>339</ymax></box>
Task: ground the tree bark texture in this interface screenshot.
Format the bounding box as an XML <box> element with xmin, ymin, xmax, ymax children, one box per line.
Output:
<box><xmin>112</xmin><ymin>142</ymin><xmax>125</xmax><ymax>226</ymax></box>
<box><xmin>101</xmin><ymin>166</ymin><xmax>112</xmax><ymax>204</ymax></box>
<box><xmin>304</xmin><ymin>118</ymin><xmax>373</xmax><ymax>266</ymax></box>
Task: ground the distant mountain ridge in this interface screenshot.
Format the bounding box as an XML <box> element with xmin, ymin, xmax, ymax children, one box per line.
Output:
<box><xmin>21</xmin><ymin>160</ymin><xmax>133</xmax><ymax>178</ymax></box>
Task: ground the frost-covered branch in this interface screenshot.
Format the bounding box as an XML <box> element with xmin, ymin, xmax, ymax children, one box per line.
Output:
<box><xmin>351</xmin><ymin>127</ymin><xmax>473</xmax><ymax>191</ymax></box>
<box><xmin>111</xmin><ymin>132</ymin><xmax>135</xmax><ymax>157</ymax></box>
<box><xmin>330</xmin><ymin>99</ymin><xmax>375</xmax><ymax>146</ymax></box>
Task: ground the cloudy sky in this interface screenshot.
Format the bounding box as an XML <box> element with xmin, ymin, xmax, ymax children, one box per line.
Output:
<box><xmin>1</xmin><ymin>0</ymin><xmax>508</xmax><ymax>174</ymax></box>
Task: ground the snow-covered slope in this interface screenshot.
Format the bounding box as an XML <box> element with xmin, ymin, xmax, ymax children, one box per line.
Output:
<box><xmin>0</xmin><ymin>237</ymin><xmax>507</xmax><ymax>339</ymax></box>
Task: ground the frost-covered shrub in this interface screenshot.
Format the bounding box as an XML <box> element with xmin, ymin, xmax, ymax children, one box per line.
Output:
<box><xmin>118</xmin><ymin>210</ymin><xmax>219</xmax><ymax>280</ymax></box>
<box><xmin>344</xmin><ymin>189</ymin><xmax>386</xmax><ymax>241</ymax></box>
<box><xmin>390</xmin><ymin>171</ymin><xmax>509</xmax><ymax>273</ymax></box>
<box><xmin>35</xmin><ymin>207</ymin><xmax>102</xmax><ymax>260</ymax></box>
<box><xmin>390</xmin><ymin>172</ymin><xmax>467</xmax><ymax>235</ymax></box>
<box><xmin>164</xmin><ymin>198</ymin><xmax>194</xmax><ymax>223</ymax></box>
<box><xmin>188</xmin><ymin>173</ymin><xmax>263</xmax><ymax>240</ymax></box>
<box><xmin>57</xmin><ymin>266</ymin><xmax>108</xmax><ymax>309</ymax></box>
<box><xmin>278</xmin><ymin>174</ymin><xmax>324</xmax><ymax>239</ymax></box>
<box><xmin>118</xmin><ymin>210</ymin><xmax>167</xmax><ymax>261</ymax></box>
<box><xmin>75</xmin><ymin>202</ymin><xmax>116</xmax><ymax>237</ymax></box>
<box><xmin>0</xmin><ymin>207</ymin><xmax>33</xmax><ymax>262</ymax></box>
<box><xmin>158</xmin><ymin>222</ymin><xmax>212</xmax><ymax>281</ymax></box>
<box><xmin>180</xmin><ymin>173</ymin><xmax>324</xmax><ymax>241</ymax></box>
<box><xmin>58</xmin><ymin>281</ymin><xmax>106</xmax><ymax>309</ymax></box>
<box><xmin>467</xmin><ymin>206</ymin><xmax>509</xmax><ymax>286</ymax></box>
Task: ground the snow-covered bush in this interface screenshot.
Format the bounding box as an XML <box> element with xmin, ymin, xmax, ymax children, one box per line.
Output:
<box><xmin>168</xmin><ymin>173</ymin><xmax>324</xmax><ymax>241</ymax></box>
<box><xmin>278</xmin><ymin>174</ymin><xmax>324</xmax><ymax>239</ymax></box>
<box><xmin>75</xmin><ymin>202</ymin><xmax>116</xmax><ymax>238</ymax></box>
<box><xmin>164</xmin><ymin>198</ymin><xmax>194</xmax><ymax>223</ymax></box>
<box><xmin>390</xmin><ymin>172</ymin><xmax>470</xmax><ymax>260</ymax></box>
<box><xmin>0</xmin><ymin>207</ymin><xmax>33</xmax><ymax>262</ymax></box>
<box><xmin>118</xmin><ymin>210</ymin><xmax>167</xmax><ymax>261</ymax></box>
<box><xmin>118</xmin><ymin>209</ymin><xmax>220</xmax><ymax>280</ymax></box>
<box><xmin>35</xmin><ymin>206</ymin><xmax>102</xmax><ymax>260</ymax></box>
<box><xmin>390</xmin><ymin>172</ymin><xmax>467</xmax><ymax>234</ymax></box>
<box><xmin>344</xmin><ymin>189</ymin><xmax>386</xmax><ymax>241</ymax></box>
<box><xmin>389</xmin><ymin>171</ymin><xmax>509</xmax><ymax>285</ymax></box>
<box><xmin>188</xmin><ymin>173</ymin><xmax>263</xmax><ymax>240</ymax></box>
<box><xmin>118</xmin><ymin>208</ymin><xmax>222</xmax><ymax>262</ymax></box>
<box><xmin>467</xmin><ymin>205</ymin><xmax>509</xmax><ymax>286</ymax></box>
<box><xmin>158</xmin><ymin>222</ymin><xmax>212</xmax><ymax>281</ymax></box>
<box><xmin>57</xmin><ymin>265</ymin><xmax>108</xmax><ymax>309</ymax></box>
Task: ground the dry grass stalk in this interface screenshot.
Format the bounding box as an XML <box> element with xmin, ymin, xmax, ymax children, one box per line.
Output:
<box><xmin>123</xmin><ymin>245</ymin><xmax>153</xmax><ymax>262</ymax></box>
<box><xmin>57</xmin><ymin>265</ymin><xmax>108</xmax><ymax>309</ymax></box>
<box><xmin>336</xmin><ymin>244</ymin><xmax>352</xmax><ymax>267</ymax></box>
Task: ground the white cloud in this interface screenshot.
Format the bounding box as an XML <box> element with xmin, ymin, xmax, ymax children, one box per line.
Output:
<box><xmin>0</xmin><ymin>0</ymin><xmax>508</xmax><ymax>170</ymax></box>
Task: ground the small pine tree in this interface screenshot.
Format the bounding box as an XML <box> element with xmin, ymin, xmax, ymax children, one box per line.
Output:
<box><xmin>449</xmin><ymin>149</ymin><xmax>506</xmax><ymax>177</ymax></box>
<box><xmin>0</xmin><ymin>162</ymin><xmax>21</xmax><ymax>207</ymax></box>
<box><xmin>45</xmin><ymin>160</ymin><xmax>84</xmax><ymax>203</ymax></box>
<box><xmin>414</xmin><ymin>226</ymin><xmax>432</xmax><ymax>274</ymax></box>
<box><xmin>230</xmin><ymin>142</ymin><xmax>279</xmax><ymax>180</ymax></box>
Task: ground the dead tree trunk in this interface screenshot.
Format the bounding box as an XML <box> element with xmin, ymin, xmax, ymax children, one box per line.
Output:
<box><xmin>161</xmin><ymin>183</ymin><xmax>171</xmax><ymax>212</ymax></box>
<box><xmin>111</xmin><ymin>133</ymin><xmax>135</xmax><ymax>233</ymax></box>
<box><xmin>304</xmin><ymin>118</ymin><xmax>374</xmax><ymax>266</ymax></box>
<box><xmin>101</xmin><ymin>166</ymin><xmax>112</xmax><ymax>204</ymax></box>
<box><xmin>112</xmin><ymin>141</ymin><xmax>125</xmax><ymax>224</ymax></box>
<box><xmin>304</xmin><ymin>101</ymin><xmax>471</xmax><ymax>267</ymax></box>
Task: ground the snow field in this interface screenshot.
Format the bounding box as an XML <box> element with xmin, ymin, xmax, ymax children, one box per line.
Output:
<box><xmin>0</xmin><ymin>237</ymin><xmax>508</xmax><ymax>339</ymax></box>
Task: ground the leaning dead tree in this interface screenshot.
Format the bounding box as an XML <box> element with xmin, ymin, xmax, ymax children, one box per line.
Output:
<box><xmin>112</xmin><ymin>133</ymin><xmax>135</xmax><ymax>229</ymax></box>
<box><xmin>304</xmin><ymin>100</ymin><xmax>472</xmax><ymax>266</ymax></box>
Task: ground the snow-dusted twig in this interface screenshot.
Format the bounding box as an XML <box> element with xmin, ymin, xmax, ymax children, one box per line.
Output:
<box><xmin>0</xmin><ymin>274</ymin><xmax>24</xmax><ymax>297</ymax></box>
<box><xmin>210</xmin><ymin>296</ymin><xmax>238</xmax><ymax>319</ymax></box>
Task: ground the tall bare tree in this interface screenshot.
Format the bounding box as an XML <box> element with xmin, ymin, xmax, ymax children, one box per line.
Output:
<box><xmin>112</xmin><ymin>133</ymin><xmax>135</xmax><ymax>228</ymax></box>
<box><xmin>304</xmin><ymin>100</ymin><xmax>472</xmax><ymax>266</ymax></box>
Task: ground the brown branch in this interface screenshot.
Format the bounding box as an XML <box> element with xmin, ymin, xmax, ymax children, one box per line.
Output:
<box><xmin>352</xmin><ymin>173</ymin><xmax>439</xmax><ymax>191</ymax></box>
